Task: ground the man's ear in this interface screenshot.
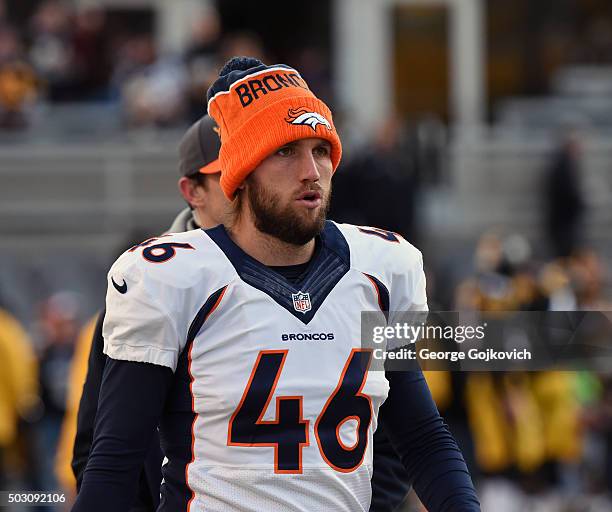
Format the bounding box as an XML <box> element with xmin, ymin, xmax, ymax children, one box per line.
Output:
<box><xmin>178</xmin><ymin>176</ymin><xmax>206</xmax><ymax>208</ymax></box>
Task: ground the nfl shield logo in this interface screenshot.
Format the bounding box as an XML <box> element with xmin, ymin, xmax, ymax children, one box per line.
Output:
<box><xmin>291</xmin><ymin>291</ymin><xmax>312</xmax><ymax>314</ymax></box>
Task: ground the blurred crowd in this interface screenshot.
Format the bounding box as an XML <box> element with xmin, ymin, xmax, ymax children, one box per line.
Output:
<box><xmin>0</xmin><ymin>0</ymin><xmax>303</xmax><ymax>130</ymax></box>
<box><xmin>428</xmin><ymin>235</ymin><xmax>612</xmax><ymax>512</ymax></box>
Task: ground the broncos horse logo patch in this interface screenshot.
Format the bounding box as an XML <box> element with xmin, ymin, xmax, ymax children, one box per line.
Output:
<box><xmin>285</xmin><ymin>108</ymin><xmax>332</xmax><ymax>132</ymax></box>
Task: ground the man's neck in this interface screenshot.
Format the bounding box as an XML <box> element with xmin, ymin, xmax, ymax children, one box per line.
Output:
<box><xmin>194</xmin><ymin>209</ymin><xmax>224</xmax><ymax>231</ymax></box>
<box><xmin>228</xmin><ymin>218</ymin><xmax>316</xmax><ymax>266</ymax></box>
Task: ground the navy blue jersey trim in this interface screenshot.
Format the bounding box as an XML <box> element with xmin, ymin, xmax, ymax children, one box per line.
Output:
<box><xmin>186</xmin><ymin>285</ymin><xmax>228</xmax><ymax>343</ymax></box>
<box><xmin>363</xmin><ymin>273</ymin><xmax>390</xmax><ymax>320</ymax></box>
<box><xmin>204</xmin><ymin>222</ymin><xmax>350</xmax><ymax>324</ymax></box>
<box><xmin>319</xmin><ymin>221</ymin><xmax>352</xmax><ymax>264</ymax></box>
<box><xmin>158</xmin><ymin>285</ymin><xmax>227</xmax><ymax>512</ymax></box>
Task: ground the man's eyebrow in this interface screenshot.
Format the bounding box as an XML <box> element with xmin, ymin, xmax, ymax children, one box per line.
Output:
<box><xmin>279</xmin><ymin>141</ymin><xmax>297</xmax><ymax>149</ymax></box>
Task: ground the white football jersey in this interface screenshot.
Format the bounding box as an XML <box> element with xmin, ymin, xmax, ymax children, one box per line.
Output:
<box><xmin>103</xmin><ymin>221</ymin><xmax>427</xmax><ymax>512</ymax></box>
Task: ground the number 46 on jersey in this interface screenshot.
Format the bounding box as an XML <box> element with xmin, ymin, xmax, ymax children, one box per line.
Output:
<box><xmin>228</xmin><ymin>348</ymin><xmax>373</xmax><ymax>474</ymax></box>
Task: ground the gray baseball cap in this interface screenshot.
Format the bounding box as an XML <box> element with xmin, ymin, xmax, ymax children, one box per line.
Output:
<box><xmin>178</xmin><ymin>115</ymin><xmax>222</xmax><ymax>177</ymax></box>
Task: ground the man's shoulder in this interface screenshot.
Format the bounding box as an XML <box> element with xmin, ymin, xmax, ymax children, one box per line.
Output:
<box><xmin>331</xmin><ymin>221</ymin><xmax>422</xmax><ymax>269</ymax></box>
<box><xmin>109</xmin><ymin>228</ymin><xmax>233</xmax><ymax>292</ymax></box>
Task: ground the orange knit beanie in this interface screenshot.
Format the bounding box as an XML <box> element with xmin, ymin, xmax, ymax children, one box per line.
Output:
<box><xmin>207</xmin><ymin>57</ymin><xmax>342</xmax><ymax>199</ymax></box>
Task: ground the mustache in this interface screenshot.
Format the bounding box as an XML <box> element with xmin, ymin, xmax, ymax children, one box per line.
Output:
<box><xmin>295</xmin><ymin>184</ymin><xmax>324</xmax><ymax>195</ymax></box>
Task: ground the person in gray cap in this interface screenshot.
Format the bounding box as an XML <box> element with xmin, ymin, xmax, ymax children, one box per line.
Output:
<box><xmin>172</xmin><ymin>114</ymin><xmax>230</xmax><ymax>232</ymax></box>
<box><xmin>68</xmin><ymin>115</ymin><xmax>229</xmax><ymax>512</ymax></box>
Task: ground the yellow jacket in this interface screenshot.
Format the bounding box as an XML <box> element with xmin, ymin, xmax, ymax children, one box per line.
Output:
<box><xmin>424</xmin><ymin>369</ymin><xmax>582</xmax><ymax>473</ymax></box>
<box><xmin>466</xmin><ymin>371</ymin><xmax>581</xmax><ymax>473</ymax></box>
<box><xmin>0</xmin><ymin>308</ymin><xmax>38</xmax><ymax>447</ymax></box>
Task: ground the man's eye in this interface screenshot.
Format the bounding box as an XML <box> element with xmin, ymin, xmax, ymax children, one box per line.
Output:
<box><xmin>277</xmin><ymin>146</ymin><xmax>293</xmax><ymax>156</ymax></box>
<box><xmin>314</xmin><ymin>145</ymin><xmax>331</xmax><ymax>157</ymax></box>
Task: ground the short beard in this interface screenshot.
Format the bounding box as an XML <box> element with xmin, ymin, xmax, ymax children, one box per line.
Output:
<box><xmin>246</xmin><ymin>177</ymin><xmax>330</xmax><ymax>246</ymax></box>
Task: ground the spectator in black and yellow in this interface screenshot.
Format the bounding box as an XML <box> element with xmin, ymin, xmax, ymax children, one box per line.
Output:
<box><xmin>183</xmin><ymin>5</ymin><xmax>222</xmax><ymax>122</ymax></box>
<box><xmin>393</xmin><ymin>228</ymin><xmax>585</xmax><ymax>501</ymax></box>
<box><xmin>34</xmin><ymin>292</ymin><xmax>81</xmax><ymax>496</ymax></box>
<box><xmin>0</xmin><ymin>306</ymin><xmax>39</xmax><ymax>488</ymax></box>
<box><xmin>0</xmin><ymin>26</ymin><xmax>39</xmax><ymax>129</ymax></box>
<box><xmin>55</xmin><ymin>315</ymin><xmax>98</xmax><ymax>498</ymax></box>
<box><xmin>27</xmin><ymin>0</ymin><xmax>73</xmax><ymax>102</ymax></box>
<box><xmin>454</xmin><ymin>233</ymin><xmax>584</xmax><ymax>496</ymax></box>
<box><xmin>545</xmin><ymin>132</ymin><xmax>586</xmax><ymax>259</ymax></box>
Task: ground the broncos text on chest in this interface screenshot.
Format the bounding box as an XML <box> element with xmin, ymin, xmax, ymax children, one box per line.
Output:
<box><xmin>281</xmin><ymin>332</ymin><xmax>335</xmax><ymax>342</ymax></box>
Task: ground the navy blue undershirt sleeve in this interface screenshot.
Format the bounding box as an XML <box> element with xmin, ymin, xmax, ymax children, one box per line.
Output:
<box><xmin>71</xmin><ymin>357</ymin><xmax>173</xmax><ymax>512</ymax></box>
<box><xmin>380</xmin><ymin>370</ymin><xmax>481</xmax><ymax>512</ymax></box>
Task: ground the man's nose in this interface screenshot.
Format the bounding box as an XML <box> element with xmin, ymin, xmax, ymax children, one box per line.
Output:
<box><xmin>298</xmin><ymin>150</ymin><xmax>320</xmax><ymax>182</ymax></box>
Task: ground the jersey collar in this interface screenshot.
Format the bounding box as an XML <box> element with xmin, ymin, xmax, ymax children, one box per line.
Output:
<box><xmin>204</xmin><ymin>221</ymin><xmax>350</xmax><ymax>324</ymax></box>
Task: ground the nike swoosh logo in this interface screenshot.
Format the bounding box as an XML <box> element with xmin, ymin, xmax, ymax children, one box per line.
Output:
<box><xmin>111</xmin><ymin>276</ymin><xmax>127</xmax><ymax>294</ymax></box>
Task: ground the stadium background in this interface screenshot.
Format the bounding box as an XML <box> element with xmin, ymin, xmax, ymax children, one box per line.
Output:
<box><xmin>0</xmin><ymin>0</ymin><xmax>611</xmax><ymax>510</ymax></box>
